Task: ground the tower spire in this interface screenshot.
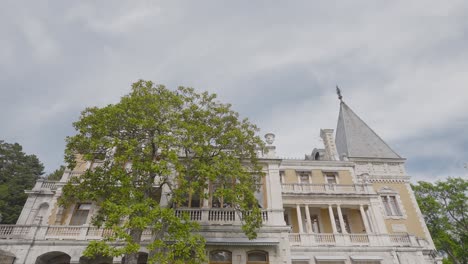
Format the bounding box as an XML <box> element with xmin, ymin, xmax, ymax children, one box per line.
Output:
<box><xmin>335</xmin><ymin>102</ymin><xmax>402</xmax><ymax>160</ymax></box>
<box><xmin>336</xmin><ymin>85</ymin><xmax>343</xmax><ymax>102</ymax></box>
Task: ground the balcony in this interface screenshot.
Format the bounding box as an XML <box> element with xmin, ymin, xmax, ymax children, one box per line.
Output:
<box><xmin>174</xmin><ymin>208</ymin><xmax>270</xmax><ymax>224</ymax></box>
<box><xmin>27</xmin><ymin>180</ymin><xmax>66</xmax><ymax>193</ymax></box>
<box><xmin>0</xmin><ymin>224</ymin><xmax>154</xmax><ymax>241</ymax></box>
<box><xmin>0</xmin><ymin>209</ymin><xmax>270</xmax><ymax>241</ymax></box>
<box><xmin>288</xmin><ymin>232</ymin><xmax>423</xmax><ymax>247</ymax></box>
<box><xmin>281</xmin><ymin>183</ymin><xmax>374</xmax><ymax>195</ymax></box>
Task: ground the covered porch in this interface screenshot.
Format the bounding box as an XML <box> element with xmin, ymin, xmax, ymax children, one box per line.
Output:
<box><xmin>284</xmin><ymin>204</ymin><xmax>373</xmax><ymax>235</ymax></box>
<box><xmin>284</xmin><ymin>203</ymin><xmax>422</xmax><ymax>247</ymax></box>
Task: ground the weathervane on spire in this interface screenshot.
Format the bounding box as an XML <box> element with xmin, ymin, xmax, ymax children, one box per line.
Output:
<box><xmin>336</xmin><ymin>85</ymin><xmax>343</xmax><ymax>102</ymax></box>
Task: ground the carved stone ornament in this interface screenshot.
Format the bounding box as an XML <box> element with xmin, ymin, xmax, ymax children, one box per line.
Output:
<box><xmin>264</xmin><ymin>133</ymin><xmax>275</xmax><ymax>145</ymax></box>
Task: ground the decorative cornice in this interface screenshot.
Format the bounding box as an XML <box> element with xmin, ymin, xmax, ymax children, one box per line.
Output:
<box><xmin>280</xmin><ymin>160</ymin><xmax>355</xmax><ymax>167</ymax></box>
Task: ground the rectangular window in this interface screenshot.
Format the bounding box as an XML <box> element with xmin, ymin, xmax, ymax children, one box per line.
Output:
<box><xmin>389</xmin><ymin>196</ymin><xmax>401</xmax><ymax>216</ymax></box>
<box><xmin>279</xmin><ymin>171</ymin><xmax>285</xmax><ymax>184</ymax></box>
<box><xmin>382</xmin><ymin>196</ymin><xmax>393</xmax><ymax>215</ymax></box>
<box><xmin>311</xmin><ymin>215</ymin><xmax>320</xmax><ymax>233</ymax></box>
<box><xmin>381</xmin><ymin>196</ymin><xmax>402</xmax><ymax>216</ymax></box>
<box><xmin>326</xmin><ymin>174</ymin><xmax>337</xmax><ymax>184</ymax></box>
<box><xmin>334</xmin><ymin>215</ymin><xmax>350</xmax><ymax>233</ymax></box>
<box><xmin>297</xmin><ymin>171</ymin><xmax>311</xmax><ymax>184</ymax></box>
<box><xmin>69</xmin><ymin>203</ymin><xmax>91</xmax><ymax>226</ymax></box>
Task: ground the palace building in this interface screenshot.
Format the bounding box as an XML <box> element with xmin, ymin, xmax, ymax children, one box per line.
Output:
<box><xmin>0</xmin><ymin>98</ymin><xmax>441</xmax><ymax>264</ymax></box>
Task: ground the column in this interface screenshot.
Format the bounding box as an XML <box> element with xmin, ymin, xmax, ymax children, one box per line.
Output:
<box><xmin>266</xmin><ymin>164</ymin><xmax>285</xmax><ymax>226</ymax></box>
<box><xmin>202</xmin><ymin>188</ymin><xmax>210</xmax><ymax>208</ymax></box>
<box><xmin>201</xmin><ymin>188</ymin><xmax>210</xmax><ymax>222</ymax></box>
<box><xmin>296</xmin><ymin>204</ymin><xmax>304</xmax><ymax>233</ymax></box>
<box><xmin>328</xmin><ymin>205</ymin><xmax>337</xmax><ymax>233</ymax></box>
<box><xmin>360</xmin><ymin>204</ymin><xmax>371</xmax><ymax>233</ymax></box>
<box><xmin>337</xmin><ymin>204</ymin><xmax>347</xmax><ymax>234</ymax></box>
<box><xmin>304</xmin><ymin>205</ymin><xmax>313</xmax><ymax>233</ymax></box>
<box><xmin>369</xmin><ymin>200</ymin><xmax>388</xmax><ymax>233</ymax></box>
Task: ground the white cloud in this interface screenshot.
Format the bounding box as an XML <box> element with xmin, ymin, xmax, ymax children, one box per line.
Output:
<box><xmin>18</xmin><ymin>17</ymin><xmax>60</xmax><ymax>62</ymax></box>
<box><xmin>65</xmin><ymin>2</ymin><xmax>162</xmax><ymax>35</ymax></box>
<box><xmin>1</xmin><ymin>0</ymin><xmax>467</xmax><ymax>177</ymax></box>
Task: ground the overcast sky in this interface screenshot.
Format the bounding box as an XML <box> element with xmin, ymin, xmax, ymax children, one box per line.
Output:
<box><xmin>1</xmin><ymin>1</ymin><xmax>467</xmax><ymax>181</ymax></box>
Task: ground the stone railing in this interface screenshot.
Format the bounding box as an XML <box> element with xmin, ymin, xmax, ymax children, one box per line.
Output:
<box><xmin>0</xmin><ymin>209</ymin><xmax>268</xmax><ymax>241</ymax></box>
<box><xmin>0</xmin><ymin>224</ymin><xmax>154</xmax><ymax>241</ymax></box>
<box><xmin>40</xmin><ymin>181</ymin><xmax>66</xmax><ymax>190</ymax></box>
<box><xmin>281</xmin><ymin>183</ymin><xmax>374</xmax><ymax>194</ymax></box>
<box><xmin>29</xmin><ymin>180</ymin><xmax>66</xmax><ymax>192</ymax></box>
<box><xmin>0</xmin><ymin>225</ymin><xmax>33</xmax><ymax>239</ymax></box>
<box><xmin>389</xmin><ymin>233</ymin><xmax>412</xmax><ymax>246</ymax></box>
<box><xmin>288</xmin><ymin>232</ymin><xmax>420</xmax><ymax>247</ymax></box>
<box><xmin>174</xmin><ymin>208</ymin><xmax>270</xmax><ymax>224</ymax></box>
<box><xmin>0</xmin><ymin>225</ymin><xmax>423</xmax><ymax>247</ymax></box>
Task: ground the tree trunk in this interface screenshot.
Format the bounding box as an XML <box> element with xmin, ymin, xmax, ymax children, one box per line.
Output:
<box><xmin>148</xmin><ymin>225</ymin><xmax>167</xmax><ymax>263</ymax></box>
<box><xmin>123</xmin><ymin>228</ymin><xmax>143</xmax><ymax>264</ymax></box>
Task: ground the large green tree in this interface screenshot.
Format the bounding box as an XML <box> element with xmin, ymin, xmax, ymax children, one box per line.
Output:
<box><xmin>412</xmin><ymin>177</ymin><xmax>467</xmax><ymax>264</ymax></box>
<box><xmin>60</xmin><ymin>80</ymin><xmax>265</xmax><ymax>264</ymax></box>
<box><xmin>46</xmin><ymin>165</ymin><xmax>65</xmax><ymax>181</ymax></box>
<box><xmin>0</xmin><ymin>140</ymin><xmax>44</xmax><ymax>224</ymax></box>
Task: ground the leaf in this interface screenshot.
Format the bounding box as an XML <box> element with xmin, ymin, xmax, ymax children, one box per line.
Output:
<box><xmin>60</xmin><ymin>80</ymin><xmax>265</xmax><ymax>264</ymax></box>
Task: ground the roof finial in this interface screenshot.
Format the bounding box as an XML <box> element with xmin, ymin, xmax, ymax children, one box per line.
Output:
<box><xmin>336</xmin><ymin>85</ymin><xmax>343</xmax><ymax>102</ymax></box>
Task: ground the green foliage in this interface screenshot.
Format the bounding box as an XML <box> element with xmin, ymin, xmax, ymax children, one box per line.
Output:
<box><xmin>0</xmin><ymin>140</ymin><xmax>44</xmax><ymax>223</ymax></box>
<box><xmin>46</xmin><ymin>165</ymin><xmax>65</xmax><ymax>181</ymax></box>
<box><xmin>412</xmin><ymin>177</ymin><xmax>467</xmax><ymax>264</ymax></box>
<box><xmin>60</xmin><ymin>80</ymin><xmax>265</xmax><ymax>264</ymax></box>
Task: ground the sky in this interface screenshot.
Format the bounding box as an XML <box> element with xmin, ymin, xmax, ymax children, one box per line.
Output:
<box><xmin>1</xmin><ymin>1</ymin><xmax>467</xmax><ymax>181</ymax></box>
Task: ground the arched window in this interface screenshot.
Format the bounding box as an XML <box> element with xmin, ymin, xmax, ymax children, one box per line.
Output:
<box><xmin>247</xmin><ymin>251</ymin><xmax>268</xmax><ymax>264</ymax></box>
<box><xmin>79</xmin><ymin>254</ymin><xmax>112</xmax><ymax>264</ymax></box>
<box><xmin>209</xmin><ymin>250</ymin><xmax>232</xmax><ymax>264</ymax></box>
<box><xmin>121</xmin><ymin>252</ymin><xmax>148</xmax><ymax>264</ymax></box>
<box><xmin>35</xmin><ymin>251</ymin><xmax>71</xmax><ymax>264</ymax></box>
<box><xmin>0</xmin><ymin>250</ymin><xmax>16</xmax><ymax>264</ymax></box>
<box><xmin>34</xmin><ymin>202</ymin><xmax>49</xmax><ymax>224</ymax></box>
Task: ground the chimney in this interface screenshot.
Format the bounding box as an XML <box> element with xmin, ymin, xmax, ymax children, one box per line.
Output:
<box><xmin>320</xmin><ymin>129</ymin><xmax>339</xmax><ymax>161</ymax></box>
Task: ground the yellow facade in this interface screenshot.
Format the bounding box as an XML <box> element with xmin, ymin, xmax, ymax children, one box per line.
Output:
<box><xmin>337</xmin><ymin>170</ymin><xmax>353</xmax><ymax>184</ymax></box>
<box><xmin>311</xmin><ymin>170</ymin><xmax>325</xmax><ymax>183</ymax></box>
<box><xmin>290</xmin><ymin>209</ymin><xmax>299</xmax><ymax>233</ymax></box>
<box><xmin>372</xmin><ymin>182</ymin><xmax>426</xmax><ymax>239</ymax></box>
<box><xmin>284</xmin><ymin>169</ymin><xmax>297</xmax><ymax>183</ymax></box>
<box><xmin>320</xmin><ymin>208</ymin><xmax>333</xmax><ymax>233</ymax></box>
<box><xmin>283</xmin><ymin>169</ymin><xmax>353</xmax><ymax>184</ymax></box>
<box><xmin>347</xmin><ymin>209</ymin><xmax>365</xmax><ymax>233</ymax></box>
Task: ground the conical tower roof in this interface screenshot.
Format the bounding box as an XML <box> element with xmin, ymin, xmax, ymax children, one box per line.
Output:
<box><xmin>335</xmin><ymin>101</ymin><xmax>402</xmax><ymax>160</ymax></box>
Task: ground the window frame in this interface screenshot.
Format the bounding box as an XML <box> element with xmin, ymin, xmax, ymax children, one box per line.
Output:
<box><xmin>69</xmin><ymin>203</ymin><xmax>92</xmax><ymax>226</ymax></box>
<box><xmin>209</xmin><ymin>250</ymin><xmax>232</xmax><ymax>264</ymax></box>
<box><xmin>378</xmin><ymin>187</ymin><xmax>407</xmax><ymax>219</ymax></box>
<box><xmin>323</xmin><ymin>171</ymin><xmax>339</xmax><ymax>184</ymax></box>
<box><xmin>247</xmin><ymin>250</ymin><xmax>269</xmax><ymax>264</ymax></box>
<box><xmin>296</xmin><ymin>170</ymin><xmax>311</xmax><ymax>184</ymax></box>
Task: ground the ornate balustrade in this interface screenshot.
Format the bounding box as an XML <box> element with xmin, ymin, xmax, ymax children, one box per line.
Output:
<box><xmin>0</xmin><ymin>224</ymin><xmax>423</xmax><ymax>247</ymax></box>
<box><xmin>175</xmin><ymin>208</ymin><xmax>203</xmax><ymax>221</ymax></box>
<box><xmin>281</xmin><ymin>183</ymin><xmax>374</xmax><ymax>194</ymax></box>
<box><xmin>39</xmin><ymin>181</ymin><xmax>65</xmax><ymax>190</ymax></box>
<box><xmin>288</xmin><ymin>233</ymin><xmax>421</xmax><ymax>247</ymax></box>
<box><xmin>349</xmin><ymin>233</ymin><xmax>370</xmax><ymax>244</ymax></box>
<box><xmin>389</xmin><ymin>233</ymin><xmax>412</xmax><ymax>246</ymax></box>
<box><xmin>0</xmin><ymin>225</ymin><xmax>153</xmax><ymax>241</ymax></box>
<box><xmin>174</xmin><ymin>208</ymin><xmax>270</xmax><ymax>224</ymax></box>
<box><xmin>0</xmin><ymin>225</ymin><xmax>32</xmax><ymax>239</ymax></box>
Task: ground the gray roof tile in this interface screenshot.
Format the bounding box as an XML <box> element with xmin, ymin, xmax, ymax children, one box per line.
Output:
<box><xmin>335</xmin><ymin>102</ymin><xmax>401</xmax><ymax>159</ymax></box>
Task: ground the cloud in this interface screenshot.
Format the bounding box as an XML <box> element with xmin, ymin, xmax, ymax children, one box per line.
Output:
<box><xmin>65</xmin><ymin>2</ymin><xmax>162</xmax><ymax>35</ymax></box>
<box><xmin>0</xmin><ymin>0</ymin><xmax>467</xmax><ymax>180</ymax></box>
